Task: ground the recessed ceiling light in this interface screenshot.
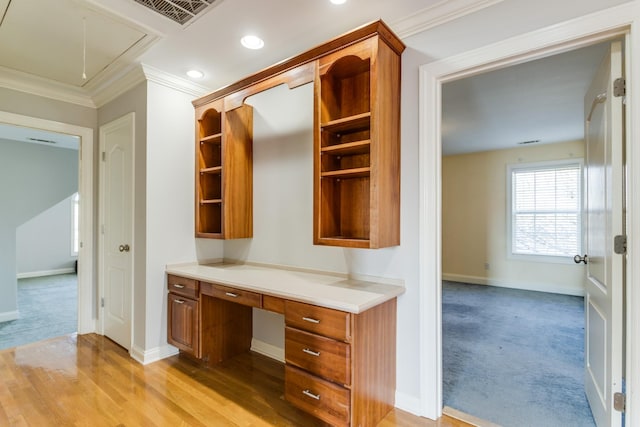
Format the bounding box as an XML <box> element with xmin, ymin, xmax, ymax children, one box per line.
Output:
<box><xmin>330</xmin><ymin>0</ymin><xmax>347</xmax><ymax>4</ymax></box>
<box><xmin>186</xmin><ymin>69</ymin><xmax>204</xmax><ymax>79</ymax></box>
<box><xmin>241</xmin><ymin>35</ymin><xmax>264</xmax><ymax>50</ymax></box>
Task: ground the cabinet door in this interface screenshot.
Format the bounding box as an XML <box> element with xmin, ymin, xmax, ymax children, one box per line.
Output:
<box><xmin>168</xmin><ymin>293</ymin><xmax>199</xmax><ymax>357</ymax></box>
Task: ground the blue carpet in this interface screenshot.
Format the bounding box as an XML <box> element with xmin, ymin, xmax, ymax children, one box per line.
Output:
<box><xmin>0</xmin><ymin>274</ymin><xmax>77</xmax><ymax>350</ymax></box>
<box><xmin>443</xmin><ymin>281</ymin><xmax>595</xmax><ymax>427</ymax></box>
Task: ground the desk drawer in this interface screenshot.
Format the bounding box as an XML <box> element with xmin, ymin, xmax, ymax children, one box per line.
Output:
<box><xmin>285</xmin><ymin>327</ymin><xmax>350</xmax><ymax>385</ymax></box>
<box><xmin>203</xmin><ymin>282</ymin><xmax>262</xmax><ymax>308</ymax></box>
<box><xmin>285</xmin><ymin>365</ymin><xmax>350</xmax><ymax>427</ymax></box>
<box><xmin>285</xmin><ymin>301</ymin><xmax>351</xmax><ymax>342</ymax></box>
<box><xmin>167</xmin><ymin>275</ymin><xmax>198</xmax><ymax>299</ymax></box>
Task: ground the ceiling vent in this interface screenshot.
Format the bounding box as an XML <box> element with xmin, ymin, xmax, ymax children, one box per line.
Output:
<box><xmin>133</xmin><ymin>0</ymin><xmax>218</xmax><ymax>25</ymax></box>
<box><xmin>28</xmin><ymin>137</ymin><xmax>57</xmax><ymax>144</ymax></box>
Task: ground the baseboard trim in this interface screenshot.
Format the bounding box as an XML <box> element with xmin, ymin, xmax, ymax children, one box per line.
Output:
<box><xmin>443</xmin><ymin>406</ymin><xmax>502</xmax><ymax>427</ymax></box>
<box><xmin>442</xmin><ymin>273</ymin><xmax>584</xmax><ymax>296</ymax></box>
<box><xmin>17</xmin><ymin>268</ymin><xmax>76</xmax><ymax>279</ymax></box>
<box><xmin>251</xmin><ymin>338</ymin><xmax>284</xmax><ymax>363</ymax></box>
<box><xmin>0</xmin><ymin>310</ymin><xmax>19</xmax><ymax>322</ymax></box>
<box><xmin>130</xmin><ymin>344</ymin><xmax>179</xmax><ymax>365</ymax></box>
<box><xmin>394</xmin><ymin>391</ymin><xmax>422</xmax><ymax>416</ymax></box>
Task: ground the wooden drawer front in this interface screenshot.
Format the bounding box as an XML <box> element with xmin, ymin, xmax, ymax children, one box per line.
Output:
<box><xmin>285</xmin><ymin>327</ymin><xmax>350</xmax><ymax>386</ymax></box>
<box><xmin>203</xmin><ymin>282</ymin><xmax>262</xmax><ymax>308</ymax></box>
<box><xmin>285</xmin><ymin>301</ymin><xmax>351</xmax><ymax>342</ymax></box>
<box><xmin>285</xmin><ymin>365</ymin><xmax>350</xmax><ymax>427</ymax></box>
<box><xmin>167</xmin><ymin>275</ymin><xmax>198</xmax><ymax>299</ymax></box>
<box><xmin>167</xmin><ymin>293</ymin><xmax>199</xmax><ymax>357</ymax></box>
<box><xmin>262</xmin><ymin>295</ymin><xmax>285</xmax><ymax>314</ymax></box>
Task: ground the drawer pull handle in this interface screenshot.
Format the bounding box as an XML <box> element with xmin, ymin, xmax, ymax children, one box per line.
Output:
<box><xmin>302</xmin><ymin>389</ymin><xmax>320</xmax><ymax>400</ymax></box>
<box><xmin>302</xmin><ymin>317</ymin><xmax>320</xmax><ymax>324</ymax></box>
<box><xmin>174</xmin><ymin>299</ymin><xmax>185</xmax><ymax>304</ymax></box>
<box><xmin>225</xmin><ymin>292</ymin><xmax>239</xmax><ymax>298</ymax></box>
<box><xmin>173</xmin><ymin>284</ymin><xmax>185</xmax><ymax>289</ymax></box>
<box><xmin>303</xmin><ymin>348</ymin><xmax>321</xmax><ymax>357</ymax></box>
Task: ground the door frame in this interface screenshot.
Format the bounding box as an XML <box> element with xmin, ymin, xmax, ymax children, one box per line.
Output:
<box><xmin>97</xmin><ymin>112</ymin><xmax>135</xmax><ymax>350</ymax></box>
<box><xmin>418</xmin><ymin>3</ymin><xmax>640</xmax><ymax>424</ymax></box>
<box><xmin>0</xmin><ymin>110</ymin><xmax>95</xmax><ymax>334</ymax></box>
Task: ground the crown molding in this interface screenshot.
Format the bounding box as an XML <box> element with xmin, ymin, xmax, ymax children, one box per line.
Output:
<box><xmin>90</xmin><ymin>65</ymin><xmax>147</xmax><ymax>108</ymax></box>
<box><xmin>90</xmin><ymin>63</ymin><xmax>211</xmax><ymax>107</ymax></box>
<box><xmin>391</xmin><ymin>0</ymin><xmax>505</xmax><ymax>39</ymax></box>
<box><xmin>0</xmin><ymin>61</ymin><xmax>212</xmax><ymax>110</ymax></box>
<box><xmin>0</xmin><ymin>65</ymin><xmax>96</xmax><ymax>108</ymax></box>
<box><xmin>140</xmin><ymin>64</ymin><xmax>212</xmax><ymax>98</ymax></box>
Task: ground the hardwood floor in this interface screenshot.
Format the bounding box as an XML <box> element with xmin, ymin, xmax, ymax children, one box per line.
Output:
<box><xmin>0</xmin><ymin>334</ymin><xmax>471</xmax><ymax>426</ymax></box>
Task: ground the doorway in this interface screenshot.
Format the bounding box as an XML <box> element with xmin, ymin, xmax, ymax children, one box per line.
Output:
<box><xmin>439</xmin><ymin>42</ymin><xmax>610</xmax><ymax>426</ymax></box>
<box><xmin>0</xmin><ymin>111</ymin><xmax>94</xmax><ymax>337</ymax></box>
<box><xmin>417</xmin><ymin>10</ymin><xmax>638</xmax><ymax>426</ymax></box>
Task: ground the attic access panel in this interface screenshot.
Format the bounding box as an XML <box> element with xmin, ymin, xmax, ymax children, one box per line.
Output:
<box><xmin>133</xmin><ymin>0</ymin><xmax>218</xmax><ymax>25</ymax></box>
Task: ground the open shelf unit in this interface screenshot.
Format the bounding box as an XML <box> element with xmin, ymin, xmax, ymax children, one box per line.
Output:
<box><xmin>314</xmin><ymin>35</ymin><xmax>401</xmax><ymax>248</ymax></box>
<box><xmin>195</xmin><ymin>99</ymin><xmax>253</xmax><ymax>238</ymax></box>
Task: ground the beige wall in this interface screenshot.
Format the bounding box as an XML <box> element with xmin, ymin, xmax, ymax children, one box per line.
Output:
<box><xmin>442</xmin><ymin>140</ymin><xmax>586</xmax><ymax>295</ymax></box>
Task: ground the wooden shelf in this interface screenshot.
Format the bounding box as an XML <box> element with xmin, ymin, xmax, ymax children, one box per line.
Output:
<box><xmin>316</xmin><ymin>237</ymin><xmax>371</xmax><ymax>248</ymax></box>
<box><xmin>201</xmin><ymin>133</ymin><xmax>222</xmax><ymax>143</ymax></box>
<box><xmin>321</xmin><ymin>167</ymin><xmax>370</xmax><ymax>179</ymax></box>
<box><xmin>200</xmin><ymin>199</ymin><xmax>222</xmax><ymax>205</ymax></box>
<box><xmin>201</xmin><ymin>166</ymin><xmax>222</xmax><ymax>174</ymax></box>
<box><xmin>321</xmin><ymin>112</ymin><xmax>371</xmax><ymax>134</ymax></box>
<box><xmin>321</xmin><ymin>140</ymin><xmax>370</xmax><ymax>156</ymax></box>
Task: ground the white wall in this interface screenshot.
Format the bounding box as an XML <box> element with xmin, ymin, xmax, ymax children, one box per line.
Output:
<box><xmin>0</xmin><ymin>87</ymin><xmax>96</xmax><ymax>131</ymax></box>
<box><xmin>227</xmin><ymin>84</ymin><xmax>348</xmax><ymax>352</ymax></box>
<box><xmin>225</xmin><ymin>84</ymin><xmax>349</xmax><ymax>272</ymax></box>
<box><xmin>442</xmin><ymin>141</ymin><xmax>586</xmax><ymax>295</ymax></box>
<box><xmin>16</xmin><ymin>194</ymin><xmax>78</xmax><ymax>276</ymax></box>
<box><xmin>0</xmin><ymin>139</ymin><xmax>78</xmax><ymax>319</ymax></box>
<box><xmin>145</xmin><ymin>81</ymin><xmax>223</xmax><ymax>356</ymax></box>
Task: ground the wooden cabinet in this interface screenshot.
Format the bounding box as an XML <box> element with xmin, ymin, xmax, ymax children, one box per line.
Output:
<box><xmin>314</xmin><ymin>34</ymin><xmax>402</xmax><ymax>248</ymax></box>
<box><xmin>167</xmin><ymin>275</ymin><xmax>200</xmax><ymax>357</ymax></box>
<box><xmin>284</xmin><ymin>299</ymin><xmax>397</xmax><ymax>427</ymax></box>
<box><xmin>193</xmin><ymin>20</ymin><xmax>403</xmax><ymax>248</ymax></box>
<box><xmin>195</xmin><ymin>99</ymin><xmax>253</xmax><ymax>238</ymax></box>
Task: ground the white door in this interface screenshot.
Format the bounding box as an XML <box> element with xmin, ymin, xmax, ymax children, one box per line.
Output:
<box><xmin>582</xmin><ymin>41</ymin><xmax>625</xmax><ymax>427</ymax></box>
<box><xmin>99</xmin><ymin>113</ymin><xmax>135</xmax><ymax>350</ymax></box>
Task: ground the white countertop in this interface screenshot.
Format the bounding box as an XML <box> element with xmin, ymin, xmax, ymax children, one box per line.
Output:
<box><xmin>165</xmin><ymin>263</ymin><xmax>405</xmax><ymax>314</ymax></box>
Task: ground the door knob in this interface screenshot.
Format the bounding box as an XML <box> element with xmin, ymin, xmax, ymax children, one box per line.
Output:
<box><xmin>119</xmin><ymin>244</ymin><xmax>130</xmax><ymax>253</ymax></box>
<box><xmin>574</xmin><ymin>254</ymin><xmax>588</xmax><ymax>264</ymax></box>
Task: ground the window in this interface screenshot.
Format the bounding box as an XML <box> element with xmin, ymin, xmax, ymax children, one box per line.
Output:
<box><xmin>508</xmin><ymin>160</ymin><xmax>582</xmax><ymax>259</ymax></box>
<box><xmin>72</xmin><ymin>192</ymin><xmax>80</xmax><ymax>256</ymax></box>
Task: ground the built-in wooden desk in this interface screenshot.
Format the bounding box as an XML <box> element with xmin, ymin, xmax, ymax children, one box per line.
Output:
<box><xmin>165</xmin><ymin>263</ymin><xmax>404</xmax><ymax>427</ymax></box>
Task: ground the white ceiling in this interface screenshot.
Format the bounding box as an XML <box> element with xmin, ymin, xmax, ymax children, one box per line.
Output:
<box><xmin>0</xmin><ymin>0</ymin><xmax>617</xmax><ymax>155</ymax></box>
<box><xmin>442</xmin><ymin>41</ymin><xmax>610</xmax><ymax>155</ymax></box>
<box><xmin>133</xmin><ymin>0</ymin><xmax>437</xmax><ymax>90</ymax></box>
<box><xmin>0</xmin><ymin>0</ymin><xmax>151</xmax><ymax>88</ymax></box>
<box><xmin>0</xmin><ymin>123</ymin><xmax>79</xmax><ymax>150</ymax></box>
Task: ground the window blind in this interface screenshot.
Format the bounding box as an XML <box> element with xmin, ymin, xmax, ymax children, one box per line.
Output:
<box><xmin>511</xmin><ymin>163</ymin><xmax>581</xmax><ymax>257</ymax></box>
